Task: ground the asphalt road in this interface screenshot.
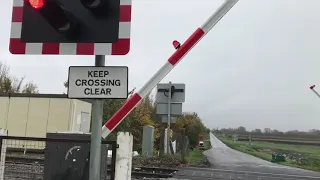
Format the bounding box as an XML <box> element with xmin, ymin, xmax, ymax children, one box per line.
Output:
<box><xmin>173</xmin><ymin>133</ymin><xmax>320</xmax><ymax>180</ymax></box>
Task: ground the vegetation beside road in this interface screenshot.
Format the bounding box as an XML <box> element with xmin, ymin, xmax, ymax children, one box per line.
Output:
<box><xmin>91</xmin><ymin>84</ymin><xmax>211</xmax><ymax>167</ymax></box>
<box><xmin>216</xmin><ymin>135</ymin><xmax>320</xmax><ymax>171</ymax></box>
<box><xmin>133</xmin><ymin>155</ymin><xmax>182</xmax><ymax>169</ymax></box>
<box><xmin>213</xmin><ymin>126</ymin><xmax>320</xmax><ymax>143</ymax></box>
<box><xmin>0</xmin><ymin>60</ymin><xmax>211</xmax><ymax>168</ymax></box>
<box><xmin>186</xmin><ymin>133</ymin><xmax>211</xmax><ymax>166</ymax></box>
<box><xmin>133</xmin><ymin>133</ymin><xmax>212</xmax><ymax>169</ymax></box>
<box><xmin>65</xmin><ymin>81</ymin><xmax>211</xmax><ymax>154</ymax></box>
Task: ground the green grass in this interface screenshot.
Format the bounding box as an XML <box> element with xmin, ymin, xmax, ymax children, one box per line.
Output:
<box><xmin>186</xmin><ymin>135</ymin><xmax>211</xmax><ymax>165</ymax></box>
<box><xmin>217</xmin><ymin>135</ymin><xmax>320</xmax><ymax>171</ymax></box>
<box><xmin>186</xmin><ymin>148</ymin><xmax>205</xmax><ymax>164</ymax></box>
<box><xmin>204</xmin><ymin>140</ymin><xmax>211</xmax><ymax>149</ymax></box>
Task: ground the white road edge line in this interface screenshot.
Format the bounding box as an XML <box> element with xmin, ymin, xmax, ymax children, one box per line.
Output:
<box><xmin>258</xmin><ymin>164</ymin><xmax>301</xmax><ymax>169</ymax></box>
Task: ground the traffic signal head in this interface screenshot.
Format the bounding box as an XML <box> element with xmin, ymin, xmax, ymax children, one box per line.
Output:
<box><xmin>10</xmin><ymin>0</ymin><xmax>132</xmax><ymax>55</ymax></box>
<box><xmin>21</xmin><ymin>0</ymin><xmax>120</xmax><ymax>43</ymax></box>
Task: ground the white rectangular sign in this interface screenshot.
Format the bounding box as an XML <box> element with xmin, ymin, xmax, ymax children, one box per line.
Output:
<box><xmin>161</xmin><ymin>116</ymin><xmax>177</xmax><ymax>123</ymax></box>
<box><xmin>156</xmin><ymin>83</ymin><xmax>185</xmax><ymax>103</ymax></box>
<box><xmin>156</xmin><ymin>103</ymin><xmax>183</xmax><ymax>115</ymax></box>
<box><xmin>68</xmin><ymin>66</ymin><xmax>128</xmax><ymax>99</ymax></box>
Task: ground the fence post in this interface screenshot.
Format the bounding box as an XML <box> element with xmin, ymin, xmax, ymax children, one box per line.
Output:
<box><xmin>159</xmin><ymin>128</ymin><xmax>164</xmax><ymax>157</ymax></box>
<box><xmin>142</xmin><ymin>125</ymin><xmax>154</xmax><ymax>157</ymax></box>
<box><xmin>0</xmin><ymin>129</ymin><xmax>8</xmax><ymax>180</ymax></box>
<box><xmin>115</xmin><ymin>132</ymin><xmax>133</xmax><ymax>180</ymax></box>
<box><xmin>181</xmin><ymin>128</ymin><xmax>185</xmax><ymax>163</ymax></box>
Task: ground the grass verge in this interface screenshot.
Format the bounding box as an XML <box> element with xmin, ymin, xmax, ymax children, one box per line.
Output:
<box><xmin>217</xmin><ymin>135</ymin><xmax>320</xmax><ymax>171</ymax></box>
<box><xmin>185</xmin><ymin>136</ymin><xmax>211</xmax><ymax>166</ymax></box>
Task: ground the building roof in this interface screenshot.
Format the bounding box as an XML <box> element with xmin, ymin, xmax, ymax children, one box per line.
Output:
<box><xmin>0</xmin><ymin>93</ymin><xmax>91</xmax><ymax>103</ymax></box>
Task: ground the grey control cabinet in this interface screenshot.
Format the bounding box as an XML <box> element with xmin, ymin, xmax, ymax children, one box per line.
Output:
<box><xmin>44</xmin><ymin>133</ymin><xmax>92</xmax><ymax>180</ymax></box>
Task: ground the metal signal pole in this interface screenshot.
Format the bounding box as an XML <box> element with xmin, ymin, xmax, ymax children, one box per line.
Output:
<box><xmin>167</xmin><ymin>81</ymin><xmax>172</xmax><ymax>154</ymax></box>
<box><xmin>89</xmin><ymin>55</ymin><xmax>105</xmax><ymax>180</ymax></box>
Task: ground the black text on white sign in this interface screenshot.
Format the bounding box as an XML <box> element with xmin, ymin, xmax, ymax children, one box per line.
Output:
<box><xmin>68</xmin><ymin>66</ymin><xmax>128</xmax><ymax>99</ymax></box>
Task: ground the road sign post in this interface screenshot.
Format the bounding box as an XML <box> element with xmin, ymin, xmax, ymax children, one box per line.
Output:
<box><xmin>68</xmin><ymin>63</ymin><xmax>128</xmax><ymax>180</ymax></box>
<box><xmin>167</xmin><ymin>82</ymin><xmax>172</xmax><ymax>154</ymax></box>
<box><xmin>156</xmin><ymin>83</ymin><xmax>185</xmax><ymax>154</ymax></box>
<box><xmin>90</xmin><ymin>55</ymin><xmax>104</xmax><ymax>180</ymax></box>
<box><xmin>101</xmin><ymin>0</ymin><xmax>239</xmax><ymax>139</ymax></box>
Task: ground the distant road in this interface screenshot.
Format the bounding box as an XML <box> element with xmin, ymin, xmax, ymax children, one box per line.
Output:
<box><xmin>174</xmin><ymin>133</ymin><xmax>320</xmax><ymax>179</ymax></box>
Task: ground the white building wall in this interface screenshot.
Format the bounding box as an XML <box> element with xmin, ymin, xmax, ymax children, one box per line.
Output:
<box><xmin>0</xmin><ymin>94</ymin><xmax>92</xmax><ymax>138</ymax></box>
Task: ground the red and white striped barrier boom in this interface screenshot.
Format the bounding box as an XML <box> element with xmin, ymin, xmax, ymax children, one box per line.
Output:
<box><xmin>101</xmin><ymin>0</ymin><xmax>239</xmax><ymax>138</ymax></box>
<box><xmin>310</xmin><ymin>85</ymin><xmax>320</xmax><ymax>98</ymax></box>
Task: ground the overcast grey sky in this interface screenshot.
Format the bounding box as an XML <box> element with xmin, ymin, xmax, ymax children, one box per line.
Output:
<box><xmin>1</xmin><ymin>0</ymin><xmax>320</xmax><ymax>131</ymax></box>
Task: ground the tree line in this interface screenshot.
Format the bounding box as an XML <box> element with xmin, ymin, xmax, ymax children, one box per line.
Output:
<box><xmin>101</xmin><ymin>94</ymin><xmax>210</xmax><ymax>151</ymax></box>
<box><xmin>213</xmin><ymin>126</ymin><xmax>320</xmax><ymax>139</ymax></box>
<box><xmin>0</xmin><ymin>62</ymin><xmax>209</xmax><ymax>152</ymax></box>
<box><xmin>63</xmin><ymin>83</ymin><xmax>210</xmax><ymax>152</ymax></box>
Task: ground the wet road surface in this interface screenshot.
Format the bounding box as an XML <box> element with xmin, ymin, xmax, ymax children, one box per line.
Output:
<box><xmin>173</xmin><ymin>133</ymin><xmax>320</xmax><ymax>179</ymax></box>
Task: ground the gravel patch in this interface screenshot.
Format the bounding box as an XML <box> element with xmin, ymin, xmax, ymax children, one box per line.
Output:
<box><xmin>4</xmin><ymin>163</ymin><xmax>44</xmax><ymax>180</ymax></box>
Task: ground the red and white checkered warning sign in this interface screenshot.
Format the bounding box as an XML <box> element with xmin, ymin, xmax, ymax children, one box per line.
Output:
<box><xmin>9</xmin><ymin>0</ymin><xmax>132</xmax><ymax>55</ymax></box>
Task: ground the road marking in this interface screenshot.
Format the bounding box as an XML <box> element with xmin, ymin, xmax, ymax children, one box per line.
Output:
<box><xmin>180</xmin><ymin>166</ymin><xmax>320</xmax><ymax>179</ymax></box>
<box><xmin>258</xmin><ymin>164</ymin><xmax>301</xmax><ymax>170</ymax></box>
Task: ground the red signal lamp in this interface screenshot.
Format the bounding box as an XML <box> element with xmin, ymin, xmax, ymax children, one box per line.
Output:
<box><xmin>172</xmin><ymin>40</ymin><xmax>181</xmax><ymax>50</ymax></box>
<box><xmin>310</xmin><ymin>85</ymin><xmax>316</xmax><ymax>89</ymax></box>
<box><xmin>27</xmin><ymin>0</ymin><xmax>45</xmax><ymax>9</ymax></box>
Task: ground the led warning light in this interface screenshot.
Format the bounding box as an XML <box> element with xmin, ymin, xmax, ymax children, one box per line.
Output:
<box><xmin>310</xmin><ymin>85</ymin><xmax>316</xmax><ymax>89</ymax></box>
<box><xmin>172</xmin><ymin>40</ymin><xmax>181</xmax><ymax>50</ymax></box>
<box><xmin>28</xmin><ymin>0</ymin><xmax>45</xmax><ymax>9</ymax></box>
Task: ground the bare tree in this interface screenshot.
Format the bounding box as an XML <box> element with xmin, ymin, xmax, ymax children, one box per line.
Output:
<box><xmin>0</xmin><ymin>62</ymin><xmax>39</xmax><ymax>93</ymax></box>
<box><xmin>21</xmin><ymin>82</ymin><xmax>39</xmax><ymax>94</ymax></box>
